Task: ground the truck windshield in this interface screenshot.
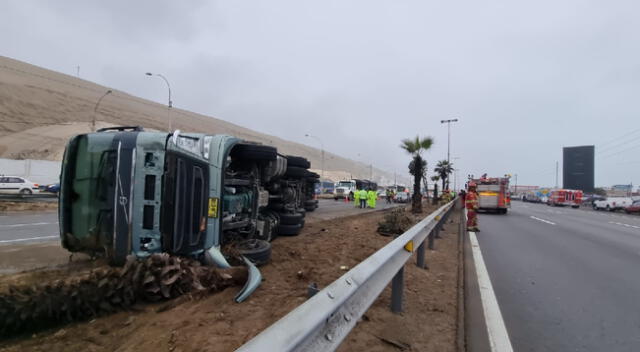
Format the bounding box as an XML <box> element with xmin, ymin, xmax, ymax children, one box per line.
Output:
<box><xmin>337</xmin><ymin>181</ymin><xmax>353</xmax><ymax>187</ymax></box>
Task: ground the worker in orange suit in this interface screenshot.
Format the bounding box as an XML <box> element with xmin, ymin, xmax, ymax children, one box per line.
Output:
<box><xmin>465</xmin><ymin>182</ymin><xmax>480</xmax><ymax>232</ymax></box>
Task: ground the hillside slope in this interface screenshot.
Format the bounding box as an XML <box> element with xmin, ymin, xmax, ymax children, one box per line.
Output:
<box><xmin>0</xmin><ymin>56</ymin><xmax>397</xmax><ymax>184</ymax></box>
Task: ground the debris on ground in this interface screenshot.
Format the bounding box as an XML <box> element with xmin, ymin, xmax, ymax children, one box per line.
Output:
<box><xmin>0</xmin><ymin>253</ymin><xmax>247</xmax><ymax>337</ymax></box>
<box><xmin>377</xmin><ymin>207</ymin><xmax>414</xmax><ymax>236</ymax></box>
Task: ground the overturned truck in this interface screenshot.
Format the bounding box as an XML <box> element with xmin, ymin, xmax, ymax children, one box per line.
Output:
<box><xmin>59</xmin><ymin>126</ymin><xmax>319</xmax><ymax>301</ymax></box>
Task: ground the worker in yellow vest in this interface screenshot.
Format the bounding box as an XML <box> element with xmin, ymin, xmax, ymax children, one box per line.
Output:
<box><xmin>367</xmin><ymin>188</ymin><xmax>376</xmax><ymax>209</ymax></box>
<box><xmin>358</xmin><ymin>188</ymin><xmax>368</xmax><ymax>208</ymax></box>
<box><xmin>353</xmin><ymin>188</ymin><xmax>360</xmax><ymax>208</ymax></box>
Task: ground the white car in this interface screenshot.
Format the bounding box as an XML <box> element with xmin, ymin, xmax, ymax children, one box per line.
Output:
<box><xmin>0</xmin><ymin>176</ymin><xmax>39</xmax><ymax>194</ymax></box>
<box><xmin>394</xmin><ymin>192</ymin><xmax>410</xmax><ymax>203</ymax></box>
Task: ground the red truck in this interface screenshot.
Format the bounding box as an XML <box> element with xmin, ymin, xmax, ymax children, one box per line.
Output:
<box><xmin>472</xmin><ymin>176</ymin><xmax>511</xmax><ymax>214</ymax></box>
<box><xmin>547</xmin><ymin>189</ymin><xmax>583</xmax><ymax>208</ymax></box>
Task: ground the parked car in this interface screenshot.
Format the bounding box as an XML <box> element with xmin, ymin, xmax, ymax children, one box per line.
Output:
<box><xmin>625</xmin><ymin>200</ymin><xmax>640</xmax><ymax>214</ymax></box>
<box><xmin>0</xmin><ymin>176</ymin><xmax>39</xmax><ymax>194</ymax></box>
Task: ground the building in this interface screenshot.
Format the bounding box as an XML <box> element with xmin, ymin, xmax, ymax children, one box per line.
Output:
<box><xmin>563</xmin><ymin>145</ymin><xmax>595</xmax><ymax>193</ymax></box>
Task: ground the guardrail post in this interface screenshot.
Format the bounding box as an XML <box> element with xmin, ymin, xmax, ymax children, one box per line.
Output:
<box><xmin>391</xmin><ymin>267</ymin><xmax>404</xmax><ymax>313</ymax></box>
<box><xmin>428</xmin><ymin>229</ymin><xmax>435</xmax><ymax>250</ymax></box>
<box><xmin>417</xmin><ymin>241</ymin><xmax>426</xmax><ymax>269</ymax></box>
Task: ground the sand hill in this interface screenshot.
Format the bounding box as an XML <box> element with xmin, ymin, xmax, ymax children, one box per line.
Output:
<box><xmin>0</xmin><ymin>56</ymin><xmax>401</xmax><ymax>184</ymax></box>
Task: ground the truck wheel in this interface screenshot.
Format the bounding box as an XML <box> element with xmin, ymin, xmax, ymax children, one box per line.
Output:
<box><xmin>278</xmin><ymin>212</ymin><xmax>304</xmax><ymax>225</ymax></box>
<box><xmin>286</xmin><ymin>156</ymin><xmax>311</xmax><ymax>169</ymax></box>
<box><xmin>277</xmin><ymin>223</ymin><xmax>303</xmax><ymax>236</ymax></box>
<box><xmin>268</xmin><ymin>201</ymin><xmax>284</xmax><ymax>211</ymax></box>
<box><xmin>304</xmin><ymin>200</ymin><xmax>318</xmax><ymax>207</ymax></box>
<box><xmin>284</xmin><ymin>166</ymin><xmax>307</xmax><ymax>178</ymax></box>
<box><xmin>304</xmin><ymin>205</ymin><xmax>316</xmax><ymax>212</ymax></box>
<box><xmin>231</xmin><ymin>144</ymin><xmax>277</xmax><ymax>161</ymax></box>
<box><xmin>233</xmin><ymin>239</ymin><xmax>271</xmax><ymax>266</ymax></box>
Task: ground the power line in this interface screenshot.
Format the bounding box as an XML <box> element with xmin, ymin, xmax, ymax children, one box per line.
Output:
<box><xmin>596</xmin><ymin>131</ymin><xmax>640</xmax><ymax>154</ymax></box>
<box><xmin>597</xmin><ymin>141</ymin><xmax>640</xmax><ymax>159</ymax></box>
<box><xmin>597</xmin><ymin>127</ymin><xmax>640</xmax><ymax>150</ymax></box>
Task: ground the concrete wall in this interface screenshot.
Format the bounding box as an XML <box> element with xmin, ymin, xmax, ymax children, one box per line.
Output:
<box><xmin>0</xmin><ymin>158</ymin><xmax>61</xmax><ymax>185</ymax></box>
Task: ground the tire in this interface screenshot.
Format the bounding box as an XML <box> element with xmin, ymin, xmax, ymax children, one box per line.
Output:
<box><xmin>233</xmin><ymin>239</ymin><xmax>272</xmax><ymax>266</ymax></box>
<box><xmin>286</xmin><ymin>156</ymin><xmax>311</xmax><ymax>169</ymax></box>
<box><xmin>278</xmin><ymin>212</ymin><xmax>304</xmax><ymax>225</ymax></box>
<box><xmin>277</xmin><ymin>223</ymin><xmax>303</xmax><ymax>236</ymax></box>
<box><xmin>304</xmin><ymin>200</ymin><xmax>318</xmax><ymax>207</ymax></box>
<box><xmin>19</xmin><ymin>189</ymin><xmax>32</xmax><ymax>195</ymax></box>
<box><xmin>231</xmin><ymin>143</ymin><xmax>277</xmax><ymax>161</ymax></box>
<box><xmin>304</xmin><ymin>205</ymin><xmax>316</xmax><ymax>212</ymax></box>
<box><xmin>305</xmin><ymin>171</ymin><xmax>320</xmax><ymax>179</ymax></box>
<box><xmin>606</xmin><ymin>205</ymin><xmax>611</xmax><ymax>212</ymax></box>
<box><xmin>284</xmin><ymin>166</ymin><xmax>307</xmax><ymax>178</ymax></box>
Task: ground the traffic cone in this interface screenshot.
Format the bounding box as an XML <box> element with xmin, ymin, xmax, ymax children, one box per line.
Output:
<box><xmin>344</xmin><ymin>195</ymin><xmax>349</xmax><ymax>203</ymax></box>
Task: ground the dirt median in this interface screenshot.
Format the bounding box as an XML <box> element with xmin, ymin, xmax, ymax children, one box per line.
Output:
<box><xmin>0</xmin><ymin>203</ymin><xmax>460</xmax><ymax>352</ymax></box>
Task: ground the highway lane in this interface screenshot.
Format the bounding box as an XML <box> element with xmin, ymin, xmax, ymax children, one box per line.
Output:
<box><xmin>477</xmin><ymin>201</ymin><xmax>640</xmax><ymax>352</ymax></box>
<box><xmin>0</xmin><ymin>198</ymin><xmax>398</xmax><ymax>245</ymax></box>
<box><xmin>0</xmin><ymin>211</ymin><xmax>58</xmax><ymax>244</ymax></box>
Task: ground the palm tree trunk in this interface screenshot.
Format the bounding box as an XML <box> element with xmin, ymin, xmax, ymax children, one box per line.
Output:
<box><xmin>412</xmin><ymin>156</ymin><xmax>422</xmax><ymax>213</ymax></box>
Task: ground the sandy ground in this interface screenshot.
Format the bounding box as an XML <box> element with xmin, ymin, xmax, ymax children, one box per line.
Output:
<box><xmin>0</xmin><ymin>56</ymin><xmax>397</xmax><ymax>184</ymax></box>
<box><xmin>0</xmin><ymin>203</ymin><xmax>460</xmax><ymax>352</ymax></box>
<box><xmin>0</xmin><ymin>201</ymin><xmax>57</xmax><ymax>212</ymax></box>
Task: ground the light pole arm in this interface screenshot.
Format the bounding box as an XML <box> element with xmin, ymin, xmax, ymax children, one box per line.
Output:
<box><xmin>156</xmin><ymin>74</ymin><xmax>172</xmax><ymax>108</ymax></box>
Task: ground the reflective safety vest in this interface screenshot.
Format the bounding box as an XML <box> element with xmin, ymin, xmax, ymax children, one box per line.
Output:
<box><xmin>359</xmin><ymin>190</ymin><xmax>368</xmax><ymax>199</ymax></box>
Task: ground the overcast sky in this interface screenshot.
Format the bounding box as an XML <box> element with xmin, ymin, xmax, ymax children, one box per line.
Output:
<box><xmin>2</xmin><ymin>0</ymin><xmax>639</xmax><ymax>189</ymax></box>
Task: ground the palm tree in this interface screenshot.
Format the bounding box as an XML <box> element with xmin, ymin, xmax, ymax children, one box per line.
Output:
<box><xmin>434</xmin><ymin>160</ymin><xmax>454</xmax><ymax>191</ymax></box>
<box><xmin>400</xmin><ymin>135</ymin><xmax>434</xmax><ymax>213</ymax></box>
<box><xmin>431</xmin><ymin>175</ymin><xmax>440</xmax><ymax>205</ymax></box>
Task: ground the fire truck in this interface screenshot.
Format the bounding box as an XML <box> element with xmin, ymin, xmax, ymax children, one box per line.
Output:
<box><xmin>472</xmin><ymin>176</ymin><xmax>511</xmax><ymax>214</ymax></box>
<box><xmin>547</xmin><ymin>189</ymin><xmax>583</xmax><ymax>208</ymax></box>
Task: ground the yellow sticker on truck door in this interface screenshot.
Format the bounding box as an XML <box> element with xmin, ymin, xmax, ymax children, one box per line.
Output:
<box><xmin>208</xmin><ymin>198</ymin><xmax>219</xmax><ymax>218</ymax></box>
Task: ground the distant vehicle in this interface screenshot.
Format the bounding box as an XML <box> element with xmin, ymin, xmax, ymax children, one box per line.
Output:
<box><xmin>394</xmin><ymin>191</ymin><xmax>410</xmax><ymax>203</ymax></box>
<box><xmin>333</xmin><ymin>179</ymin><xmax>377</xmax><ymax>200</ymax></box>
<box><xmin>472</xmin><ymin>176</ymin><xmax>510</xmax><ymax>214</ymax></box>
<box><xmin>547</xmin><ymin>189</ymin><xmax>582</xmax><ymax>208</ymax></box>
<box><xmin>624</xmin><ymin>200</ymin><xmax>640</xmax><ymax>214</ymax></box>
<box><xmin>377</xmin><ymin>189</ymin><xmax>386</xmax><ymax>198</ymax></box>
<box><xmin>0</xmin><ymin>176</ymin><xmax>39</xmax><ymax>194</ymax></box>
<box><xmin>593</xmin><ymin>197</ymin><xmax>633</xmax><ymax>211</ymax></box>
<box><xmin>44</xmin><ymin>183</ymin><xmax>60</xmax><ymax>194</ymax></box>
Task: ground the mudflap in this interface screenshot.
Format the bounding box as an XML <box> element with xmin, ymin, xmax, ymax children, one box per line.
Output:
<box><xmin>234</xmin><ymin>256</ymin><xmax>262</xmax><ymax>303</ymax></box>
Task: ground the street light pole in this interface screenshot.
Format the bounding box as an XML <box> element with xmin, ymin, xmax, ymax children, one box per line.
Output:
<box><xmin>305</xmin><ymin>133</ymin><xmax>325</xmax><ymax>193</ymax></box>
<box><xmin>440</xmin><ymin>118</ymin><xmax>459</xmax><ymax>164</ymax></box>
<box><xmin>93</xmin><ymin>89</ymin><xmax>112</xmax><ymax>132</ymax></box>
<box><xmin>146</xmin><ymin>72</ymin><xmax>173</xmax><ymax>131</ymax></box>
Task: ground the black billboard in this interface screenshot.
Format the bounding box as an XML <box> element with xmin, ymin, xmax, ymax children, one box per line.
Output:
<box><xmin>563</xmin><ymin>145</ymin><xmax>594</xmax><ymax>192</ymax></box>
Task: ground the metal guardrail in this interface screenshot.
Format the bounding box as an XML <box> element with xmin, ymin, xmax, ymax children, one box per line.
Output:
<box><xmin>0</xmin><ymin>193</ymin><xmax>58</xmax><ymax>203</ymax></box>
<box><xmin>236</xmin><ymin>199</ymin><xmax>457</xmax><ymax>352</ymax></box>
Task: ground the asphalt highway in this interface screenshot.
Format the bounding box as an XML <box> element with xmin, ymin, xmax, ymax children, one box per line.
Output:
<box><xmin>477</xmin><ymin>201</ymin><xmax>640</xmax><ymax>352</ymax></box>
<box><xmin>0</xmin><ymin>198</ymin><xmax>399</xmax><ymax>245</ymax></box>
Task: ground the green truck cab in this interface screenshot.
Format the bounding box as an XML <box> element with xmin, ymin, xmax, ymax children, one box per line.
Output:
<box><xmin>59</xmin><ymin>126</ymin><xmax>318</xmax><ymax>301</ymax></box>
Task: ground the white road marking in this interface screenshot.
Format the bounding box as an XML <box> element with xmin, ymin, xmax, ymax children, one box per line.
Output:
<box><xmin>608</xmin><ymin>221</ymin><xmax>640</xmax><ymax>230</ymax></box>
<box><xmin>469</xmin><ymin>231</ymin><xmax>514</xmax><ymax>352</ymax></box>
<box><xmin>0</xmin><ymin>222</ymin><xmax>57</xmax><ymax>228</ymax></box>
<box><xmin>530</xmin><ymin>216</ymin><xmax>556</xmax><ymax>225</ymax></box>
<box><xmin>0</xmin><ymin>235</ymin><xmax>58</xmax><ymax>244</ymax></box>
